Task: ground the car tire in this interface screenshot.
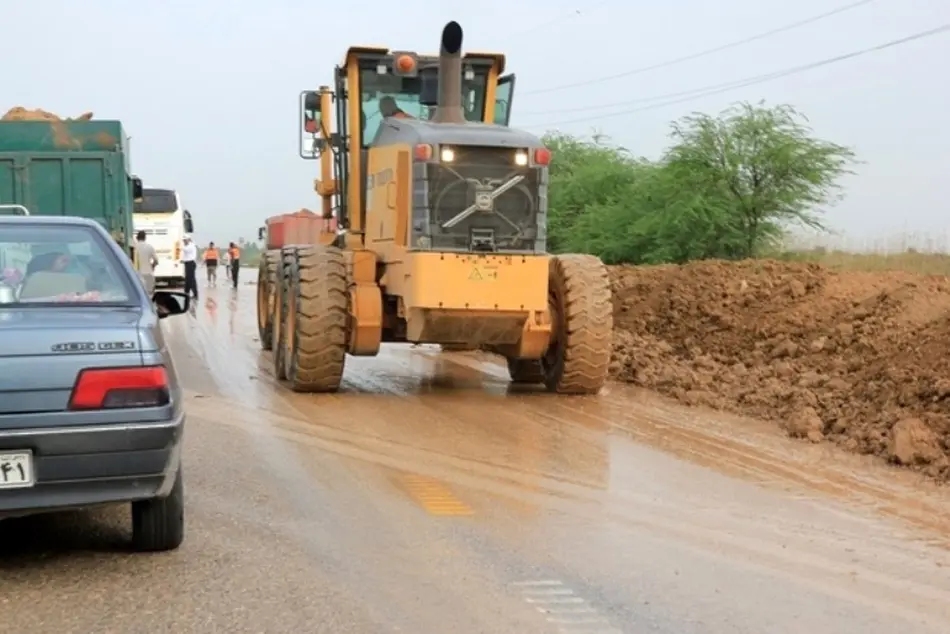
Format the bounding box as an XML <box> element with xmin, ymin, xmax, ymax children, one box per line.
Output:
<box><xmin>131</xmin><ymin>466</ymin><xmax>184</xmax><ymax>552</ymax></box>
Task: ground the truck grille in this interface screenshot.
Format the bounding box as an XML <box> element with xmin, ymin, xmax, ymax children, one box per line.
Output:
<box><xmin>426</xmin><ymin>146</ymin><xmax>541</xmax><ymax>252</ymax></box>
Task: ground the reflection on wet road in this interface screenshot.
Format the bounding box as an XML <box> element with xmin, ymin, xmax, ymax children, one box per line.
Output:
<box><xmin>3</xmin><ymin>281</ymin><xmax>950</xmax><ymax>633</ymax></box>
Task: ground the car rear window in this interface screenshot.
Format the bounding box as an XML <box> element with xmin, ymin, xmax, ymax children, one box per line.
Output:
<box><xmin>0</xmin><ymin>224</ymin><xmax>134</xmax><ymax>305</ymax></box>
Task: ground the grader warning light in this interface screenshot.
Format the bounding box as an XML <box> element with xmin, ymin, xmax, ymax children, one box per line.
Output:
<box><xmin>258</xmin><ymin>20</ymin><xmax>614</xmax><ymax>396</ymax></box>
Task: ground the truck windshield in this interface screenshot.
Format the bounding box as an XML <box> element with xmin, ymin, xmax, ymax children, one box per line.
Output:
<box><xmin>135</xmin><ymin>190</ymin><xmax>178</xmax><ymax>214</ymax></box>
<box><xmin>359</xmin><ymin>66</ymin><xmax>489</xmax><ymax>144</ymax></box>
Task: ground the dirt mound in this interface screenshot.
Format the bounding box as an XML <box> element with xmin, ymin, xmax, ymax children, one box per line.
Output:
<box><xmin>608</xmin><ymin>259</ymin><xmax>950</xmax><ymax>479</ymax></box>
<box><xmin>1</xmin><ymin>106</ymin><xmax>94</xmax><ymax>122</ymax></box>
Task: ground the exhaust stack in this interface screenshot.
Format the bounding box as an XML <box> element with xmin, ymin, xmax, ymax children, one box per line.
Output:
<box><xmin>432</xmin><ymin>21</ymin><xmax>465</xmax><ymax>124</ymax></box>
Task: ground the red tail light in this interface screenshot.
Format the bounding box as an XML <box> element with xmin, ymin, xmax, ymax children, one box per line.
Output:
<box><xmin>533</xmin><ymin>148</ymin><xmax>552</xmax><ymax>166</ymax></box>
<box><xmin>69</xmin><ymin>366</ymin><xmax>171</xmax><ymax>410</ymax></box>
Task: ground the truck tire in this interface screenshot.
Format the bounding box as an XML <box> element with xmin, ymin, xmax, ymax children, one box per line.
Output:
<box><xmin>271</xmin><ymin>247</ymin><xmax>294</xmax><ymax>381</ymax></box>
<box><xmin>256</xmin><ymin>250</ymin><xmax>280</xmax><ymax>350</ymax></box>
<box><xmin>507</xmin><ymin>358</ymin><xmax>545</xmax><ymax>384</ymax></box>
<box><xmin>131</xmin><ymin>465</ymin><xmax>184</xmax><ymax>552</ymax></box>
<box><xmin>542</xmin><ymin>254</ymin><xmax>613</xmax><ymax>395</ymax></box>
<box><xmin>282</xmin><ymin>245</ymin><xmax>349</xmax><ymax>392</ymax></box>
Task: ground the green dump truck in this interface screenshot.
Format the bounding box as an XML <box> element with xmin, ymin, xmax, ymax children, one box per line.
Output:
<box><xmin>0</xmin><ymin>119</ymin><xmax>142</xmax><ymax>254</ymax></box>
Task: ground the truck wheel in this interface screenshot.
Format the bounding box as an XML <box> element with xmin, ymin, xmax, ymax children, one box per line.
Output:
<box><xmin>272</xmin><ymin>247</ymin><xmax>294</xmax><ymax>381</ymax></box>
<box><xmin>131</xmin><ymin>465</ymin><xmax>184</xmax><ymax>552</ymax></box>
<box><xmin>282</xmin><ymin>245</ymin><xmax>349</xmax><ymax>392</ymax></box>
<box><xmin>256</xmin><ymin>250</ymin><xmax>279</xmax><ymax>350</ymax></box>
<box><xmin>507</xmin><ymin>358</ymin><xmax>545</xmax><ymax>384</ymax></box>
<box><xmin>542</xmin><ymin>254</ymin><xmax>613</xmax><ymax>395</ymax></box>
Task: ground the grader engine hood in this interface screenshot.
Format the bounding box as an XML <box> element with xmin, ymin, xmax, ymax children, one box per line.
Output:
<box><xmin>375</xmin><ymin>111</ymin><xmax>550</xmax><ymax>254</ymax></box>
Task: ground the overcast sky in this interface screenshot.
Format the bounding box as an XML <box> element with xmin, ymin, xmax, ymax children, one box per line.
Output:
<box><xmin>5</xmin><ymin>0</ymin><xmax>948</xmax><ymax>250</ymax></box>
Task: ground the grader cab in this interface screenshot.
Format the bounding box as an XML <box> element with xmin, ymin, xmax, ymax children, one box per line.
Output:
<box><xmin>255</xmin><ymin>20</ymin><xmax>613</xmax><ymax>395</ymax></box>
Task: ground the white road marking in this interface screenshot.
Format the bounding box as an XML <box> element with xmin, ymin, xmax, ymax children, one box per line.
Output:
<box><xmin>513</xmin><ymin>579</ymin><xmax>623</xmax><ymax>633</ymax></box>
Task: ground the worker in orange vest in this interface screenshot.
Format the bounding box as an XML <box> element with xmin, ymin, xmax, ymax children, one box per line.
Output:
<box><xmin>202</xmin><ymin>242</ymin><xmax>220</xmax><ymax>287</ymax></box>
<box><xmin>228</xmin><ymin>242</ymin><xmax>241</xmax><ymax>289</ymax></box>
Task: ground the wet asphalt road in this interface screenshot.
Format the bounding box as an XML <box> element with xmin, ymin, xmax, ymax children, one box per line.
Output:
<box><xmin>3</xmin><ymin>281</ymin><xmax>950</xmax><ymax>633</ymax></box>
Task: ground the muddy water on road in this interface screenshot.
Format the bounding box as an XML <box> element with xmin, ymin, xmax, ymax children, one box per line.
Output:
<box><xmin>160</xmin><ymin>284</ymin><xmax>950</xmax><ymax>632</ymax></box>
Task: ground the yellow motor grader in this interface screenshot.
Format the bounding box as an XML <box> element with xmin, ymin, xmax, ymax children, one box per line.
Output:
<box><xmin>256</xmin><ymin>21</ymin><xmax>613</xmax><ymax>394</ymax></box>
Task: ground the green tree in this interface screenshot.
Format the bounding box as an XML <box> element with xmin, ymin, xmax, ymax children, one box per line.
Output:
<box><xmin>542</xmin><ymin>101</ymin><xmax>856</xmax><ymax>264</ymax></box>
<box><xmin>664</xmin><ymin>102</ymin><xmax>856</xmax><ymax>257</ymax></box>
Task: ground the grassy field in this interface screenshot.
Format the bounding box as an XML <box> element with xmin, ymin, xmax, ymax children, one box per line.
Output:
<box><xmin>778</xmin><ymin>248</ymin><xmax>950</xmax><ymax>276</ymax></box>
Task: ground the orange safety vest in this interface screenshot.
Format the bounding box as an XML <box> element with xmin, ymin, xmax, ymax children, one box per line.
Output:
<box><xmin>203</xmin><ymin>248</ymin><xmax>219</xmax><ymax>262</ymax></box>
<box><xmin>228</xmin><ymin>246</ymin><xmax>241</xmax><ymax>260</ymax></box>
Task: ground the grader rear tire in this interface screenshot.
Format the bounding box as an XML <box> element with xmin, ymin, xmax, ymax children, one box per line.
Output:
<box><xmin>281</xmin><ymin>245</ymin><xmax>349</xmax><ymax>393</ymax></box>
<box><xmin>256</xmin><ymin>250</ymin><xmax>280</xmax><ymax>350</ymax></box>
<box><xmin>271</xmin><ymin>248</ymin><xmax>293</xmax><ymax>381</ymax></box>
<box><xmin>541</xmin><ymin>254</ymin><xmax>613</xmax><ymax>395</ymax></box>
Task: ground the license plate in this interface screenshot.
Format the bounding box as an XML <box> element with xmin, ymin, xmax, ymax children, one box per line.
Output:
<box><xmin>0</xmin><ymin>451</ymin><xmax>35</xmax><ymax>489</ymax></box>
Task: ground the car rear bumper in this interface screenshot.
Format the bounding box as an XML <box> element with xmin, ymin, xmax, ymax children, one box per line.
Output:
<box><xmin>0</xmin><ymin>414</ymin><xmax>184</xmax><ymax>518</ymax></box>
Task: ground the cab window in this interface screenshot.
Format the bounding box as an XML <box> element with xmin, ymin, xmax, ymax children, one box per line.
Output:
<box><xmin>358</xmin><ymin>65</ymin><xmax>490</xmax><ymax>145</ymax></box>
<box><xmin>494</xmin><ymin>75</ymin><xmax>515</xmax><ymax>126</ymax></box>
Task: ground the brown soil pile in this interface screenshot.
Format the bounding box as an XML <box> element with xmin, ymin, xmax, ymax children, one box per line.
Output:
<box><xmin>608</xmin><ymin>259</ymin><xmax>950</xmax><ymax>479</ymax></box>
<box><xmin>1</xmin><ymin>106</ymin><xmax>94</xmax><ymax>121</ymax></box>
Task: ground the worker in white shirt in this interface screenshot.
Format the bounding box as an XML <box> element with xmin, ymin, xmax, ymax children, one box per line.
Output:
<box><xmin>180</xmin><ymin>234</ymin><xmax>199</xmax><ymax>300</ymax></box>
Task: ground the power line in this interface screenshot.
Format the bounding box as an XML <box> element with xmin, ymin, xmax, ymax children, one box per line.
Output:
<box><xmin>521</xmin><ymin>0</ymin><xmax>879</xmax><ymax>96</ymax></box>
<box><xmin>505</xmin><ymin>1</ymin><xmax>611</xmax><ymax>38</ymax></box>
<box><xmin>522</xmin><ymin>23</ymin><xmax>950</xmax><ymax>129</ymax></box>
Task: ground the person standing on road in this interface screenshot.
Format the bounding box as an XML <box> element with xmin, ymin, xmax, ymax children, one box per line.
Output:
<box><xmin>221</xmin><ymin>246</ymin><xmax>231</xmax><ymax>283</ymax></box>
<box><xmin>133</xmin><ymin>230</ymin><xmax>158</xmax><ymax>296</ymax></box>
<box><xmin>203</xmin><ymin>242</ymin><xmax>220</xmax><ymax>287</ymax></box>
<box><xmin>181</xmin><ymin>234</ymin><xmax>199</xmax><ymax>300</ymax></box>
<box><xmin>228</xmin><ymin>242</ymin><xmax>241</xmax><ymax>289</ymax></box>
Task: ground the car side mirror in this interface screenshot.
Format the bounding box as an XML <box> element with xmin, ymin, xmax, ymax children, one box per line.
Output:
<box><xmin>153</xmin><ymin>290</ymin><xmax>190</xmax><ymax>319</ymax></box>
<box><xmin>183</xmin><ymin>210</ymin><xmax>194</xmax><ymax>234</ymax></box>
<box><xmin>257</xmin><ymin>226</ymin><xmax>265</xmax><ymax>241</ymax></box>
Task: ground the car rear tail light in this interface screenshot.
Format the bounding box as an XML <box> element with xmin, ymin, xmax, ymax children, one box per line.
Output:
<box><xmin>68</xmin><ymin>366</ymin><xmax>171</xmax><ymax>410</ymax></box>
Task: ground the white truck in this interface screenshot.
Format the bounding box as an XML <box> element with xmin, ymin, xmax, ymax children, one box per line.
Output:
<box><xmin>132</xmin><ymin>187</ymin><xmax>194</xmax><ymax>288</ymax></box>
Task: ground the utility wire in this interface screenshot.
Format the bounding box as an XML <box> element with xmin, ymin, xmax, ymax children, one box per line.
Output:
<box><xmin>505</xmin><ymin>1</ymin><xmax>611</xmax><ymax>38</ymax></box>
<box><xmin>522</xmin><ymin>0</ymin><xmax>879</xmax><ymax>96</ymax></box>
<box><xmin>523</xmin><ymin>23</ymin><xmax>950</xmax><ymax>129</ymax></box>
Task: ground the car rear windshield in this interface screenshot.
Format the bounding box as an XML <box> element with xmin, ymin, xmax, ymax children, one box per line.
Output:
<box><xmin>135</xmin><ymin>190</ymin><xmax>178</xmax><ymax>213</ymax></box>
<box><xmin>0</xmin><ymin>224</ymin><xmax>135</xmax><ymax>305</ymax></box>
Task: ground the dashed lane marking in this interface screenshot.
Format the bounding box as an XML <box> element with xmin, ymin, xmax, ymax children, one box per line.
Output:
<box><xmin>399</xmin><ymin>474</ymin><xmax>475</xmax><ymax>516</ymax></box>
<box><xmin>514</xmin><ymin>580</ymin><xmax>622</xmax><ymax>633</ymax></box>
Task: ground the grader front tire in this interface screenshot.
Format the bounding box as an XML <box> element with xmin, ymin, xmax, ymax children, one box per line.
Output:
<box><xmin>542</xmin><ymin>254</ymin><xmax>613</xmax><ymax>395</ymax></box>
<box><xmin>282</xmin><ymin>245</ymin><xmax>349</xmax><ymax>393</ymax></box>
<box><xmin>256</xmin><ymin>250</ymin><xmax>280</xmax><ymax>351</ymax></box>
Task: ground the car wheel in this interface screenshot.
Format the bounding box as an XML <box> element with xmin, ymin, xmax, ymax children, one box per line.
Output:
<box><xmin>131</xmin><ymin>466</ymin><xmax>184</xmax><ymax>552</ymax></box>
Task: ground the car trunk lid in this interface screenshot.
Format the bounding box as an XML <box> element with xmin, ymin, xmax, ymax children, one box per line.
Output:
<box><xmin>0</xmin><ymin>307</ymin><xmax>144</xmax><ymax>417</ymax></box>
